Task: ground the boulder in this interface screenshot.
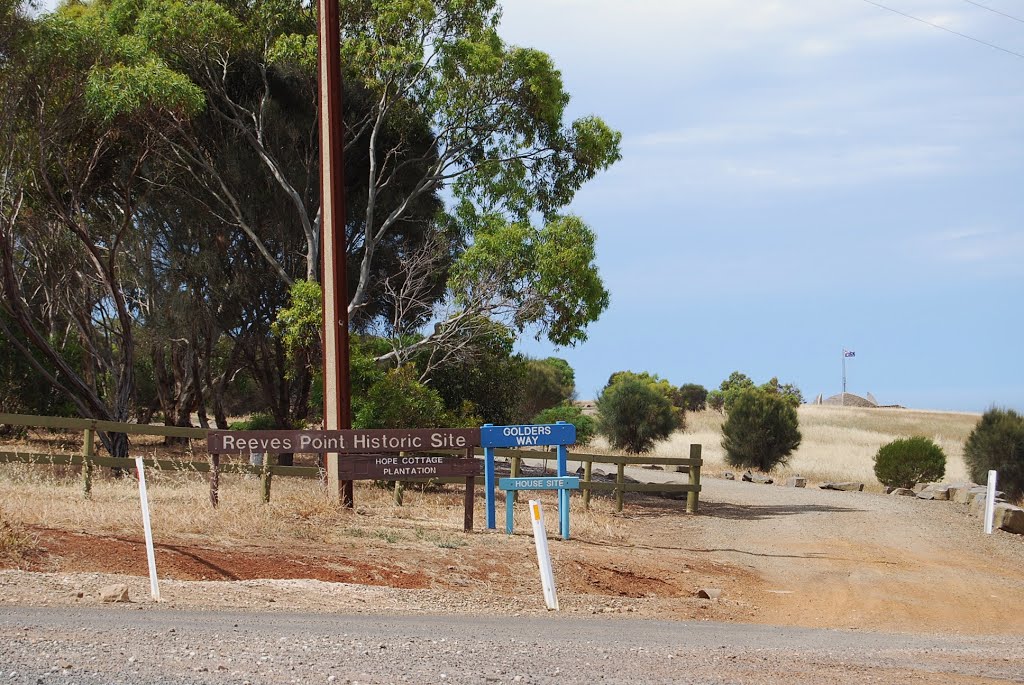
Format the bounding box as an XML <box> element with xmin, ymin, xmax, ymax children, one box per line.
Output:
<box><xmin>889</xmin><ymin>488</ymin><xmax>916</xmax><ymax>496</ymax></box>
<box><xmin>996</xmin><ymin>506</ymin><xmax>1024</xmax><ymax>535</ymax></box>
<box><xmin>99</xmin><ymin>584</ymin><xmax>129</xmax><ymax>603</ymax></box>
<box><xmin>971</xmin><ymin>493</ymin><xmax>1007</xmax><ymax>516</ymax></box>
<box><xmin>945</xmin><ymin>483</ymin><xmax>978</xmax><ymax>502</ymax></box>
<box><xmin>954</xmin><ymin>486</ymin><xmax>988</xmax><ymax>504</ymax></box>
<box><xmin>820</xmin><ymin>482</ymin><xmax>864</xmax><ymax>492</ymax></box>
<box><xmin>742</xmin><ymin>471</ymin><xmax>773</xmax><ymax>484</ymax></box>
<box><xmin>783</xmin><ymin>477</ymin><xmax>807</xmax><ymax>488</ymax></box>
<box><xmin>916</xmin><ymin>486</ymin><xmax>950</xmax><ymax>501</ymax></box>
<box><xmin>654</xmin><ymin>482</ymin><xmax>688</xmax><ymax>500</ymax></box>
<box><xmin>722</xmin><ymin>472</ymin><xmax>736</xmax><ymax>481</ymax></box>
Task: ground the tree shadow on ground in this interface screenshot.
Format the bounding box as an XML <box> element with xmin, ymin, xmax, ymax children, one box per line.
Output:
<box><xmin>698</xmin><ymin>501</ymin><xmax>865</xmax><ymax>521</ymax></box>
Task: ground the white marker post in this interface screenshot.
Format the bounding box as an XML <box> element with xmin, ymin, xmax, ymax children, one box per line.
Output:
<box><xmin>135</xmin><ymin>457</ymin><xmax>161</xmax><ymax>601</ymax></box>
<box><xmin>528</xmin><ymin>500</ymin><xmax>559</xmax><ymax>611</ymax></box>
<box><xmin>984</xmin><ymin>470</ymin><xmax>998</xmax><ymax>535</ymax></box>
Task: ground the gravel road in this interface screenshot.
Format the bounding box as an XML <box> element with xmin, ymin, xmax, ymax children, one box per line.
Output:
<box><xmin>2</xmin><ymin>606</ymin><xmax>1021</xmax><ymax>685</ymax></box>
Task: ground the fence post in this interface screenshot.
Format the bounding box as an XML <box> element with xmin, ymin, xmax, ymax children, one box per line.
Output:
<box><xmin>583</xmin><ymin>457</ymin><xmax>592</xmax><ymax>510</ymax></box>
<box><xmin>615</xmin><ymin>461</ymin><xmax>625</xmax><ymax>512</ymax></box>
<box><xmin>511</xmin><ymin>454</ymin><xmax>521</xmax><ymax>503</ymax></box>
<box><xmin>209</xmin><ymin>453</ymin><xmax>220</xmax><ymax>508</ymax></box>
<box><xmin>82</xmin><ymin>427</ymin><xmax>94</xmax><ymax>499</ymax></box>
<box><xmin>687</xmin><ymin>444</ymin><xmax>702</xmax><ymax>514</ymax></box>
<box><xmin>261</xmin><ymin>452</ymin><xmax>272</xmax><ymax>503</ymax></box>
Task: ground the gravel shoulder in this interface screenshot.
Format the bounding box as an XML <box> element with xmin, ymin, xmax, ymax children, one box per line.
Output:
<box><xmin>2</xmin><ymin>606</ymin><xmax>1022</xmax><ymax>685</ymax></box>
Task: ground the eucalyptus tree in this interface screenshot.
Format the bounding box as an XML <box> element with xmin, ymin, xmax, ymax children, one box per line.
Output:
<box><xmin>0</xmin><ymin>8</ymin><xmax>203</xmax><ymax>455</ymax></box>
<box><xmin>98</xmin><ymin>0</ymin><xmax>619</xmax><ymax>365</ymax></box>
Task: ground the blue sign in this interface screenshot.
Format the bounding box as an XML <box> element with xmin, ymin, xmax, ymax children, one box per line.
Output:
<box><xmin>481</xmin><ymin>423</ymin><xmax>577</xmax><ymax>448</ymax></box>
<box><xmin>499</xmin><ymin>476</ymin><xmax>581</xmax><ymax>491</ymax></box>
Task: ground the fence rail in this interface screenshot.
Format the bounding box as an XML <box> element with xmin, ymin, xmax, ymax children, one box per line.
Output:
<box><xmin>0</xmin><ymin>413</ymin><xmax>700</xmax><ymax>514</ymax></box>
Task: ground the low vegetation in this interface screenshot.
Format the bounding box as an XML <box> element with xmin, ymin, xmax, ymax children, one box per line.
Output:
<box><xmin>873</xmin><ymin>436</ymin><xmax>946</xmax><ymax>489</ymax></box>
<box><xmin>721</xmin><ymin>388</ymin><xmax>801</xmax><ymax>472</ymax></box>
<box><xmin>964</xmin><ymin>408</ymin><xmax>1024</xmax><ymax>501</ymax></box>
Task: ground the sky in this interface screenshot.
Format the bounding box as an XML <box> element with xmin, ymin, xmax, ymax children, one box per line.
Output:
<box><xmin>497</xmin><ymin>0</ymin><xmax>1024</xmax><ymax>412</ymax></box>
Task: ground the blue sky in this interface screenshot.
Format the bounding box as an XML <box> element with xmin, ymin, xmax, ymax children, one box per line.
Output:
<box><xmin>498</xmin><ymin>0</ymin><xmax>1024</xmax><ymax>411</ymax></box>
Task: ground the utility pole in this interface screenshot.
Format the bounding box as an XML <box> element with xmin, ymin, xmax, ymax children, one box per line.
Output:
<box><xmin>318</xmin><ymin>0</ymin><xmax>352</xmax><ymax>505</ymax></box>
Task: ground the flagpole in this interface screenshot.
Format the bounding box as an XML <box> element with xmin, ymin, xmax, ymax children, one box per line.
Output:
<box><xmin>841</xmin><ymin>348</ymin><xmax>846</xmax><ymax>406</ymax></box>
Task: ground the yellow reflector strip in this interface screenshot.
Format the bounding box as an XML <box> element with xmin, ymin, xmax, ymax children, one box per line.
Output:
<box><xmin>532</xmin><ymin>503</ymin><xmax>541</xmax><ymax>520</ymax></box>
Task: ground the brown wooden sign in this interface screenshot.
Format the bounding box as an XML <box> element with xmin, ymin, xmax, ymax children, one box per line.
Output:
<box><xmin>337</xmin><ymin>454</ymin><xmax>481</xmax><ymax>480</ymax></box>
<box><xmin>207</xmin><ymin>428</ymin><xmax>481</xmax><ymax>454</ymax></box>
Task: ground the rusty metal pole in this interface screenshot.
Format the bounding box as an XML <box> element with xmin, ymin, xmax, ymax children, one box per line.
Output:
<box><xmin>318</xmin><ymin>0</ymin><xmax>353</xmax><ymax>506</ymax></box>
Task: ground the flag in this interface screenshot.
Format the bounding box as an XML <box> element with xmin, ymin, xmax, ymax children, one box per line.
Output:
<box><xmin>844</xmin><ymin>350</ymin><xmax>855</xmax><ymax>358</ymax></box>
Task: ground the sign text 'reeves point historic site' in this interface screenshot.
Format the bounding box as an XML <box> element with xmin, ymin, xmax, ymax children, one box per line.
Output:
<box><xmin>207</xmin><ymin>429</ymin><xmax>481</xmax><ymax>454</ymax></box>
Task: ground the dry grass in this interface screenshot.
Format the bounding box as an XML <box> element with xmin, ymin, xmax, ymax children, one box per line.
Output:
<box><xmin>0</xmin><ymin>505</ymin><xmax>37</xmax><ymax>568</ymax></box>
<box><xmin>0</xmin><ymin>462</ymin><xmax>630</xmax><ymax>549</ymax></box>
<box><xmin>585</xmin><ymin>406</ymin><xmax>981</xmax><ymax>492</ymax></box>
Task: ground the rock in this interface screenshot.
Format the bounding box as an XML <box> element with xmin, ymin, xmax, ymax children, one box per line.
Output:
<box><xmin>696</xmin><ymin>588</ymin><xmax>722</xmax><ymax>599</ymax></box>
<box><xmin>916</xmin><ymin>486</ymin><xmax>950</xmax><ymax>501</ymax></box>
<box><xmin>742</xmin><ymin>471</ymin><xmax>772</xmax><ymax>484</ymax></box>
<box><xmin>783</xmin><ymin>477</ymin><xmax>806</xmax><ymax>488</ymax></box>
<box><xmin>945</xmin><ymin>483</ymin><xmax>977</xmax><ymax>501</ymax></box>
<box><xmin>820</xmin><ymin>482</ymin><xmax>864</xmax><ymax>492</ymax></box>
<box><xmin>971</xmin><ymin>493</ymin><xmax>1007</xmax><ymax>516</ymax></box>
<box><xmin>913</xmin><ymin>483</ymin><xmax>933</xmax><ymax>493</ymax></box>
<box><xmin>741</xmin><ymin>471</ymin><xmax>753</xmax><ymax>482</ymax></box>
<box><xmin>889</xmin><ymin>488</ymin><xmax>915</xmax><ymax>496</ymax></box>
<box><xmin>654</xmin><ymin>483</ymin><xmax>687</xmax><ymax>500</ymax></box>
<box><xmin>99</xmin><ymin>584</ymin><xmax>129</xmax><ymax>603</ymax></box>
<box><xmin>954</xmin><ymin>486</ymin><xmax>988</xmax><ymax>504</ymax></box>
<box><xmin>723</xmin><ymin>472</ymin><xmax>735</xmax><ymax>480</ymax></box>
<box><xmin>996</xmin><ymin>506</ymin><xmax>1024</xmax><ymax>534</ymax></box>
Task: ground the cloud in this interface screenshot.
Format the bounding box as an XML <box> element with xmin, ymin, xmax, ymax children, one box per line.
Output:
<box><xmin>923</xmin><ymin>226</ymin><xmax>1024</xmax><ymax>264</ymax></box>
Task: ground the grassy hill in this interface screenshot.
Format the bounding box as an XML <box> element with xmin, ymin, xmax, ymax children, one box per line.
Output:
<box><xmin>590</xmin><ymin>405</ymin><xmax>982</xmax><ymax>491</ymax></box>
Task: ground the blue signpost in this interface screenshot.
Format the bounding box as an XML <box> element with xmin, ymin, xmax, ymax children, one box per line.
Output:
<box><xmin>482</xmin><ymin>422</ymin><xmax>578</xmax><ymax>538</ymax></box>
<box><xmin>499</xmin><ymin>476</ymin><xmax>580</xmax><ymax>539</ymax></box>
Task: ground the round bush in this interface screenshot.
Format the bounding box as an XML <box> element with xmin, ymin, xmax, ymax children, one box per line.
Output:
<box><xmin>721</xmin><ymin>388</ymin><xmax>801</xmax><ymax>472</ymax></box>
<box><xmin>873</xmin><ymin>436</ymin><xmax>946</xmax><ymax>489</ymax></box>
<box><xmin>598</xmin><ymin>376</ymin><xmax>678</xmax><ymax>454</ymax></box>
<box><xmin>964</xmin><ymin>408</ymin><xmax>1024</xmax><ymax>501</ymax></box>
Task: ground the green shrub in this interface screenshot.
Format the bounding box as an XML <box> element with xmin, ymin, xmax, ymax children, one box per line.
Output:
<box><xmin>597</xmin><ymin>376</ymin><xmax>677</xmax><ymax>454</ymax></box>
<box><xmin>964</xmin><ymin>408</ymin><xmax>1024</xmax><ymax>501</ymax></box>
<box><xmin>721</xmin><ymin>388</ymin><xmax>801</xmax><ymax>472</ymax></box>
<box><xmin>706</xmin><ymin>390</ymin><xmax>725</xmax><ymax>413</ymax></box>
<box><xmin>676</xmin><ymin>383</ymin><xmax>708</xmax><ymax>412</ymax></box>
<box><xmin>532</xmin><ymin>403</ymin><xmax>596</xmax><ymax>446</ymax></box>
<box><xmin>356</xmin><ymin>365</ymin><xmax>460</xmax><ymax>429</ymax></box>
<box><xmin>229</xmin><ymin>412</ymin><xmax>278</xmax><ymax>430</ymax></box>
<box><xmin>873</xmin><ymin>436</ymin><xmax>946</xmax><ymax>489</ymax></box>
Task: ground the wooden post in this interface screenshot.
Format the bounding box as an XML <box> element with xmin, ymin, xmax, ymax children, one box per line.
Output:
<box><xmin>511</xmin><ymin>454</ymin><xmax>520</xmax><ymax>503</ymax></box>
<box><xmin>463</xmin><ymin>446</ymin><xmax>474</xmax><ymax>531</ymax></box>
<box><xmin>82</xmin><ymin>427</ymin><xmax>94</xmax><ymax>499</ymax></box>
<box><xmin>615</xmin><ymin>461</ymin><xmax>625</xmax><ymax>512</ymax></box>
<box><xmin>582</xmin><ymin>457</ymin><xmax>593</xmax><ymax>510</ymax></box>
<box><xmin>687</xmin><ymin>443</ymin><xmax>702</xmax><ymax>514</ymax></box>
<box><xmin>464</xmin><ymin>475</ymin><xmax>475</xmax><ymax>532</ymax></box>
<box><xmin>261</xmin><ymin>452</ymin><xmax>272</xmax><ymax>503</ymax></box>
<box><xmin>393</xmin><ymin>480</ymin><xmax>404</xmax><ymax>506</ymax></box>
<box><xmin>209</xmin><ymin>453</ymin><xmax>220</xmax><ymax>508</ymax></box>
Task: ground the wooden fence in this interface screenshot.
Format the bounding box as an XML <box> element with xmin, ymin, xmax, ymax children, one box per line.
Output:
<box><xmin>0</xmin><ymin>413</ymin><xmax>700</xmax><ymax>513</ymax></box>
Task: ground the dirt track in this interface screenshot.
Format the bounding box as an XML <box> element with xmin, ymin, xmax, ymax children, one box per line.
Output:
<box><xmin>3</xmin><ymin>468</ymin><xmax>1023</xmax><ymax>636</ymax></box>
